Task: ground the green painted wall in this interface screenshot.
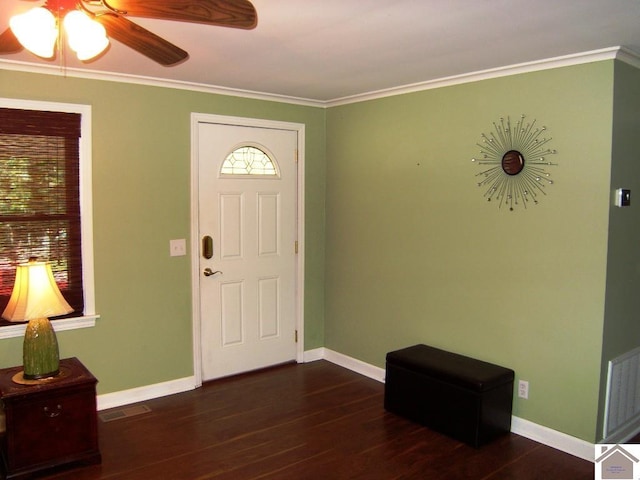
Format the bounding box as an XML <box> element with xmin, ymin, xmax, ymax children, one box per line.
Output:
<box><xmin>1</xmin><ymin>57</ymin><xmax>636</xmax><ymax>444</ymax></box>
<box><xmin>325</xmin><ymin>61</ymin><xmax>615</xmax><ymax>442</ymax></box>
<box><xmin>0</xmin><ymin>69</ymin><xmax>326</xmax><ymax>393</ymax></box>
<box><xmin>598</xmin><ymin>61</ymin><xmax>640</xmax><ymax>440</ymax></box>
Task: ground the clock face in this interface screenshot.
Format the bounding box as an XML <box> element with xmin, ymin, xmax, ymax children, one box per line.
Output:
<box><xmin>471</xmin><ymin>115</ymin><xmax>558</xmax><ymax>211</ymax></box>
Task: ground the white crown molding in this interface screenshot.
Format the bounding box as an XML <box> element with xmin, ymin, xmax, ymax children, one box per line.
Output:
<box><xmin>2</xmin><ymin>47</ymin><xmax>639</xmax><ymax>108</ymax></box>
<box><xmin>326</xmin><ymin>46</ymin><xmax>637</xmax><ymax>107</ymax></box>
<box><xmin>616</xmin><ymin>46</ymin><xmax>640</xmax><ymax>70</ymax></box>
<box><xmin>0</xmin><ymin>59</ymin><xmax>326</xmax><ymax>108</ymax></box>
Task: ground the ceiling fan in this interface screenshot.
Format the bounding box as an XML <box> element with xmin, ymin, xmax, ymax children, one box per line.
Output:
<box><xmin>0</xmin><ymin>0</ymin><xmax>257</xmax><ymax>65</ymax></box>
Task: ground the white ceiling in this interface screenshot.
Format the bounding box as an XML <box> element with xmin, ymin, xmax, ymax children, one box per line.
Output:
<box><xmin>1</xmin><ymin>0</ymin><xmax>640</xmax><ymax>103</ymax></box>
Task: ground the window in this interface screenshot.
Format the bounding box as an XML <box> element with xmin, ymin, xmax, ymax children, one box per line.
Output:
<box><xmin>221</xmin><ymin>145</ymin><xmax>278</xmax><ymax>176</ymax></box>
<box><xmin>0</xmin><ymin>99</ymin><xmax>96</xmax><ymax>337</ymax></box>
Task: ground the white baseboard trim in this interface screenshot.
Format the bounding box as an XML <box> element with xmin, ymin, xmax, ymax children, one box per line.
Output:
<box><xmin>97</xmin><ymin>348</ymin><xmax>332</xmax><ymax>411</ymax></box>
<box><xmin>312</xmin><ymin>348</ymin><xmax>595</xmax><ymax>463</ymax></box>
<box><xmin>321</xmin><ymin>348</ymin><xmax>386</xmax><ymax>383</ymax></box>
<box><xmin>303</xmin><ymin>347</ymin><xmax>326</xmax><ymax>363</ymax></box>
<box><xmin>510</xmin><ymin>416</ymin><xmax>594</xmax><ymax>462</ymax></box>
<box><xmin>97</xmin><ymin>376</ymin><xmax>196</xmax><ymax>411</ymax></box>
<box><xmin>95</xmin><ymin>348</ymin><xmax>595</xmax><ymax>463</ymax></box>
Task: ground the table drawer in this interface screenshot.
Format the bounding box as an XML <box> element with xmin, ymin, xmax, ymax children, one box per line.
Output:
<box><xmin>4</xmin><ymin>385</ymin><xmax>98</xmax><ymax>471</ymax></box>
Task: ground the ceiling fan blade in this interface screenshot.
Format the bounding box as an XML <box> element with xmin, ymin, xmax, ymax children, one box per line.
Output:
<box><xmin>0</xmin><ymin>28</ymin><xmax>24</xmax><ymax>54</ymax></box>
<box><xmin>97</xmin><ymin>0</ymin><xmax>257</xmax><ymax>29</ymax></box>
<box><xmin>95</xmin><ymin>13</ymin><xmax>188</xmax><ymax>66</ymax></box>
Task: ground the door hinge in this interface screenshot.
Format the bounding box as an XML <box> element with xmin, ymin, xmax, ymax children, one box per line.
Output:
<box><xmin>295</xmin><ymin>330</ymin><xmax>298</xmax><ymax>343</ymax></box>
<box><xmin>295</xmin><ymin>240</ymin><xmax>298</xmax><ymax>254</ymax></box>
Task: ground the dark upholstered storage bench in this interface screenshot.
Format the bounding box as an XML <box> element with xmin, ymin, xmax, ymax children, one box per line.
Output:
<box><xmin>384</xmin><ymin>344</ymin><xmax>514</xmax><ymax>447</ymax></box>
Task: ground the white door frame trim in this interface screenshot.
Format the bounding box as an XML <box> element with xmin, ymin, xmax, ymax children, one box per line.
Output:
<box><xmin>190</xmin><ymin>113</ymin><xmax>305</xmax><ymax>387</ymax></box>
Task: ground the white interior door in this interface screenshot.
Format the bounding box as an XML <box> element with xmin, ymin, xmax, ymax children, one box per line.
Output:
<box><xmin>196</xmin><ymin>119</ymin><xmax>299</xmax><ymax>381</ymax></box>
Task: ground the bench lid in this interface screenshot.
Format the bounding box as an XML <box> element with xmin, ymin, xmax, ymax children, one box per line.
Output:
<box><xmin>386</xmin><ymin>344</ymin><xmax>514</xmax><ymax>392</ymax></box>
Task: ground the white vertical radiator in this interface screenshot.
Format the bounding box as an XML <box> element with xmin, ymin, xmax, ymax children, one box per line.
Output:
<box><xmin>604</xmin><ymin>346</ymin><xmax>640</xmax><ymax>440</ymax></box>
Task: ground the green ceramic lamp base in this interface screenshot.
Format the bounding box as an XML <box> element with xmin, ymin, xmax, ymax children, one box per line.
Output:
<box><xmin>23</xmin><ymin>317</ymin><xmax>60</xmax><ymax>380</ymax></box>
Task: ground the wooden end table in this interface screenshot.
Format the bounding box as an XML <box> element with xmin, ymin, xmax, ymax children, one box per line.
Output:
<box><xmin>0</xmin><ymin>357</ymin><xmax>101</xmax><ymax>479</ymax></box>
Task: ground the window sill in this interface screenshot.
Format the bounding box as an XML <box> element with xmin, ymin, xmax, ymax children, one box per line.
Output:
<box><xmin>0</xmin><ymin>315</ymin><xmax>100</xmax><ymax>340</ymax></box>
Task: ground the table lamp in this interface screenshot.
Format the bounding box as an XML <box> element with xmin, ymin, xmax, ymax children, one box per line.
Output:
<box><xmin>1</xmin><ymin>258</ymin><xmax>73</xmax><ymax>380</ymax></box>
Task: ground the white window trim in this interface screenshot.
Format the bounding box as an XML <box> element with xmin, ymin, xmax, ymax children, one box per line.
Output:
<box><xmin>0</xmin><ymin>97</ymin><xmax>99</xmax><ymax>339</ymax></box>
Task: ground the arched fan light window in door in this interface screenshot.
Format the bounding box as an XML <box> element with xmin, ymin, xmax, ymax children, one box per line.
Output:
<box><xmin>0</xmin><ymin>0</ymin><xmax>257</xmax><ymax>64</ymax></box>
<box><xmin>221</xmin><ymin>145</ymin><xmax>279</xmax><ymax>177</ymax></box>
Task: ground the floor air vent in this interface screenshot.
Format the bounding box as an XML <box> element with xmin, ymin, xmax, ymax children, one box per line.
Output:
<box><xmin>99</xmin><ymin>405</ymin><xmax>151</xmax><ymax>423</ymax></box>
<box><xmin>604</xmin><ymin>346</ymin><xmax>640</xmax><ymax>439</ymax></box>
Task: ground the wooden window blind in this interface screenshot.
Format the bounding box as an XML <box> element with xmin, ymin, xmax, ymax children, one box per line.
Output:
<box><xmin>0</xmin><ymin>107</ymin><xmax>84</xmax><ymax>323</ymax></box>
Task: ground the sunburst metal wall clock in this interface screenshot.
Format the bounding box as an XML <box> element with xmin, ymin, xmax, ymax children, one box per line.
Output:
<box><xmin>471</xmin><ymin>115</ymin><xmax>558</xmax><ymax>211</ymax></box>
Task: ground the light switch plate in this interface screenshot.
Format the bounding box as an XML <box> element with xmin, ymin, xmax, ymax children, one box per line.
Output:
<box><xmin>614</xmin><ymin>188</ymin><xmax>631</xmax><ymax>207</ymax></box>
<box><xmin>169</xmin><ymin>239</ymin><xmax>187</xmax><ymax>257</ymax></box>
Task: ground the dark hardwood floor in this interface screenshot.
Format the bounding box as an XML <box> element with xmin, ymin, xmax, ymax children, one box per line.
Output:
<box><xmin>43</xmin><ymin>361</ymin><xmax>594</xmax><ymax>479</ymax></box>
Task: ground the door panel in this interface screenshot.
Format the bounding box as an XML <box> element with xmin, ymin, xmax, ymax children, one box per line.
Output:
<box><xmin>220</xmin><ymin>193</ymin><xmax>242</xmax><ymax>259</ymax></box>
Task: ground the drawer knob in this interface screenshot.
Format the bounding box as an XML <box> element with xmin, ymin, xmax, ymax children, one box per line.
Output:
<box><xmin>43</xmin><ymin>405</ymin><xmax>62</xmax><ymax>418</ymax></box>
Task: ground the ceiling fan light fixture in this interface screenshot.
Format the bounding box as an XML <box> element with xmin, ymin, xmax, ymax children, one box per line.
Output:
<box><xmin>4</xmin><ymin>0</ymin><xmax>257</xmax><ymax>65</ymax></box>
<box><xmin>63</xmin><ymin>10</ymin><xmax>109</xmax><ymax>60</ymax></box>
<box><xmin>9</xmin><ymin>7</ymin><xmax>58</xmax><ymax>59</ymax></box>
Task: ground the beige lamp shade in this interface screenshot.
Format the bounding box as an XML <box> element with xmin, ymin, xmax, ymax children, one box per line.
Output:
<box><xmin>2</xmin><ymin>260</ymin><xmax>73</xmax><ymax>322</ymax></box>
